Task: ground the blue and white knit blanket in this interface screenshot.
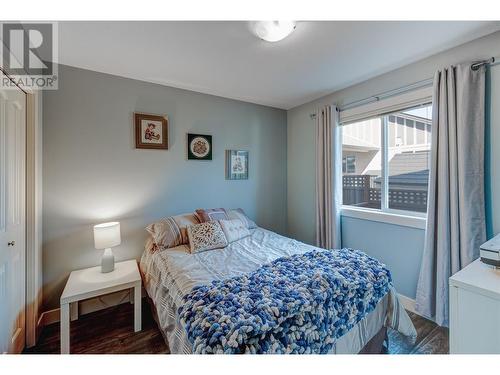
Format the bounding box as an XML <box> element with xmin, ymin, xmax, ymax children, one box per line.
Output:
<box><xmin>178</xmin><ymin>248</ymin><xmax>392</xmax><ymax>354</ymax></box>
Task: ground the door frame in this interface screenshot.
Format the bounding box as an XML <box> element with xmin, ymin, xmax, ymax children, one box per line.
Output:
<box><xmin>25</xmin><ymin>91</ymin><xmax>42</xmax><ymax>347</ymax></box>
<box><xmin>1</xmin><ymin>67</ymin><xmax>42</xmax><ymax>349</ymax></box>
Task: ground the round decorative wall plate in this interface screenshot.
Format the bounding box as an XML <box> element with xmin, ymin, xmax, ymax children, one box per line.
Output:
<box><xmin>187</xmin><ymin>133</ymin><xmax>213</xmax><ymax>160</ymax></box>
<box><xmin>190</xmin><ymin>136</ymin><xmax>210</xmax><ymax>157</ymax></box>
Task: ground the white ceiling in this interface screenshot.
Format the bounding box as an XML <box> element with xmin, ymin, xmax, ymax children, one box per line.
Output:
<box><xmin>58</xmin><ymin>21</ymin><xmax>500</xmax><ymax>109</ymax></box>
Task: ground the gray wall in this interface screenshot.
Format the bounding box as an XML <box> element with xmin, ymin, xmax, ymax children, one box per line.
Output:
<box><xmin>43</xmin><ymin>65</ymin><xmax>287</xmax><ymax>310</ymax></box>
<box><xmin>287</xmin><ymin>30</ymin><xmax>500</xmax><ymax>299</ymax></box>
<box><xmin>341</xmin><ymin>218</ymin><xmax>424</xmax><ymax>298</ymax></box>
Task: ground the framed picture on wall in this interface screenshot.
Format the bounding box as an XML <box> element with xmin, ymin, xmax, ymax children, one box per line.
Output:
<box><xmin>226</xmin><ymin>150</ymin><xmax>249</xmax><ymax>180</ymax></box>
<box><xmin>134</xmin><ymin>112</ymin><xmax>168</xmax><ymax>149</ymax></box>
<box><xmin>187</xmin><ymin>133</ymin><xmax>212</xmax><ymax>160</ymax></box>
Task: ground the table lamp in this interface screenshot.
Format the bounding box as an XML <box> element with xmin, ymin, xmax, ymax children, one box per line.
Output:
<box><xmin>93</xmin><ymin>221</ymin><xmax>121</xmax><ymax>273</ymax></box>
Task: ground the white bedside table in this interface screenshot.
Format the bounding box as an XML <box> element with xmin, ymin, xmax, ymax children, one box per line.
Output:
<box><xmin>449</xmin><ymin>259</ymin><xmax>500</xmax><ymax>353</ymax></box>
<box><xmin>60</xmin><ymin>259</ymin><xmax>142</xmax><ymax>354</ymax></box>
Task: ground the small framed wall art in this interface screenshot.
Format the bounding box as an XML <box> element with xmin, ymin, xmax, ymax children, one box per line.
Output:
<box><xmin>187</xmin><ymin>133</ymin><xmax>212</xmax><ymax>160</ymax></box>
<box><xmin>134</xmin><ymin>112</ymin><xmax>168</xmax><ymax>149</ymax></box>
<box><xmin>226</xmin><ymin>150</ymin><xmax>249</xmax><ymax>180</ymax></box>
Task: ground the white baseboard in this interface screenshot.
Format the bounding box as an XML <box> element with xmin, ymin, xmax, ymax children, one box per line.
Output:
<box><xmin>397</xmin><ymin>293</ymin><xmax>417</xmax><ymax>315</ymax></box>
<box><xmin>38</xmin><ymin>289</ymin><xmax>144</xmax><ymax>327</ymax></box>
<box><xmin>397</xmin><ymin>293</ymin><xmax>438</xmax><ymax>323</ymax></box>
<box><xmin>38</xmin><ymin>307</ymin><xmax>60</xmax><ymax>327</ymax></box>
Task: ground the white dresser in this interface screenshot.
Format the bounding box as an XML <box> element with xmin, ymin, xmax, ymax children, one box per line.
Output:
<box><xmin>449</xmin><ymin>259</ymin><xmax>500</xmax><ymax>354</ymax></box>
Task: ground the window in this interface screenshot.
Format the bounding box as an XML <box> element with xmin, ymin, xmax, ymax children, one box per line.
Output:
<box><xmin>387</xmin><ymin>106</ymin><xmax>431</xmax><ymax>213</ymax></box>
<box><xmin>341</xmin><ymin>103</ymin><xmax>432</xmax><ymax>216</ymax></box>
<box><xmin>341</xmin><ymin>117</ymin><xmax>381</xmax><ymax>210</ymax></box>
<box><xmin>342</xmin><ymin>156</ymin><xmax>356</xmax><ymax>174</ymax></box>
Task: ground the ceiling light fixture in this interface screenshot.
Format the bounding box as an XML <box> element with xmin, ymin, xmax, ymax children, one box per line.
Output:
<box><xmin>250</xmin><ymin>21</ymin><xmax>296</xmax><ymax>42</ymax></box>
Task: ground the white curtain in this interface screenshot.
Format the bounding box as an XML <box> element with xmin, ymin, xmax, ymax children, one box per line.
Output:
<box><xmin>415</xmin><ymin>63</ymin><xmax>487</xmax><ymax>326</ymax></box>
<box><xmin>315</xmin><ymin>105</ymin><xmax>342</xmax><ymax>250</ymax></box>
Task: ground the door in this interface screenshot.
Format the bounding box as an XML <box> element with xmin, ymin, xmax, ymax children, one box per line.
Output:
<box><xmin>0</xmin><ymin>71</ymin><xmax>26</xmax><ymax>354</ymax></box>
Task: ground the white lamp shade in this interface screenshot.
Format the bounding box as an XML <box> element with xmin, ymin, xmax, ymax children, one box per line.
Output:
<box><xmin>93</xmin><ymin>222</ymin><xmax>121</xmax><ymax>249</ymax></box>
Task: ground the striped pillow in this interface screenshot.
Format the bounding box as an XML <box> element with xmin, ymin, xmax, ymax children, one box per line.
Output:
<box><xmin>227</xmin><ymin>208</ymin><xmax>257</xmax><ymax>229</ymax></box>
<box><xmin>146</xmin><ymin>213</ymin><xmax>200</xmax><ymax>251</ymax></box>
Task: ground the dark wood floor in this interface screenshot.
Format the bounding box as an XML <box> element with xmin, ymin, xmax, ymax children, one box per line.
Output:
<box><xmin>25</xmin><ymin>302</ymin><xmax>448</xmax><ymax>354</ymax></box>
<box><xmin>25</xmin><ymin>301</ymin><xmax>170</xmax><ymax>354</ymax></box>
<box><xmin>388</xmin><ymin>311</ymin><xmax>449</xmax><ymax>354</ymax></box>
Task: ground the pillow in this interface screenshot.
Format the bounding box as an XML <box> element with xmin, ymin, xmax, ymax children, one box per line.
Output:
<box><xmin>195</xmin><ymin>208</ymin><xmax>229</xmax><ymax>222</ymax></box>
<box><xmin>219</xmin><ymin>219</ymin><xmax>250</xmax><ymax>243</ymax></box>
<box><xmin>187</xmin><ymin>221</ymin><xmax>228</xmax><ymax>254</ymax></box>
<box><xmin>146</xmin><ymin>213</ymin><xmax>200</xmax><ymax>249</ymax></box>
<box><xmin>227</xmin><ymin>208</ymin><xmax>257</xmax><ymax>229</ymax></box>
<box><xmin>144</xmin><ymin>236</ymin><xmax>158</xmax><ymax>253</ymax></box>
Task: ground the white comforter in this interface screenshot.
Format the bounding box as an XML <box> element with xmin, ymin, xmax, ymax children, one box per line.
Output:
<box><xmin>140</xmin><ymin>228</ymin><xmax>416</xmax><ymax>354</ymax></box>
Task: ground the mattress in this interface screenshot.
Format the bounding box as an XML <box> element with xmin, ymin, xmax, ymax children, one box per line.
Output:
<box><xmin>140</xmin><ymin>228</ymin><xmax>416</xmax><ymax>354</ymax></box>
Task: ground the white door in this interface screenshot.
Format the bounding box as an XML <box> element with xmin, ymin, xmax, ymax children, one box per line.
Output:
<box><xmin>0</xmin><ymin>71</ymin><xmax>26</xmax><ymax>354</ymax></box>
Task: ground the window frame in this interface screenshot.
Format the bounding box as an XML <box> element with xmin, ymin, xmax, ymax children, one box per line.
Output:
<box><xmin>339</xmin><ymin>88</ymin><xmax>432</xmax><ymax>229</ymax></box>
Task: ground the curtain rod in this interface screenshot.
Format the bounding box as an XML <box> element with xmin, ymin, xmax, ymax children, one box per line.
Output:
<box><xmin>310</xmin><ymin>56</ymin><xmax>497</xmax><ymax>120</ymax></box>
<box><xmin>471</xmin><ymin>56</ymin><xmax>496</xmax><ymax>71</ymax></box>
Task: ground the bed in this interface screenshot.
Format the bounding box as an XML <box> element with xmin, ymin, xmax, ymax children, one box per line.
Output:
<box><xmin>140</xmin><ymin>225</ymin><xmax>416</xmax><ymax>354</ymax></box>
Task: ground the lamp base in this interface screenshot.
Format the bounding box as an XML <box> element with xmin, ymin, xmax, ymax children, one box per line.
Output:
<box><xmin>101</xmin><ymin>248</ymin><xmax>115</xmax><ymax>273</ymax></box>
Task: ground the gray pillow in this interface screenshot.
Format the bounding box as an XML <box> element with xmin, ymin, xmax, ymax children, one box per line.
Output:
<box><xmin>227</xmin><ymin>208</ymin><xmax>257</xmax><ymax>229</ymax></box>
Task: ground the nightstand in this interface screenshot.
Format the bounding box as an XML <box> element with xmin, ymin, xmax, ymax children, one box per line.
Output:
<box><xmin>449</xmin><ymin>259</ymin><xmax>500</xmax><ymax>353</ymax></box>
<box><xmin>60</xmin><ymin>259</ymin><xmax>142</xmax><ymax>354</ymax></box>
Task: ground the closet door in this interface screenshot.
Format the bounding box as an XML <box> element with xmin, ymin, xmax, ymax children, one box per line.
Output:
<box><xmin>0</xmin><ymin>72</ymin><xmax>26</xmax><ymax>353</ymax></box>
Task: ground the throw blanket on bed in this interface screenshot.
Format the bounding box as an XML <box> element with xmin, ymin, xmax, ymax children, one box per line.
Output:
<box><xmin>178</xmin><ymin>248</ymin><xmax>392</xmax><ymax>354</ymax></box>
